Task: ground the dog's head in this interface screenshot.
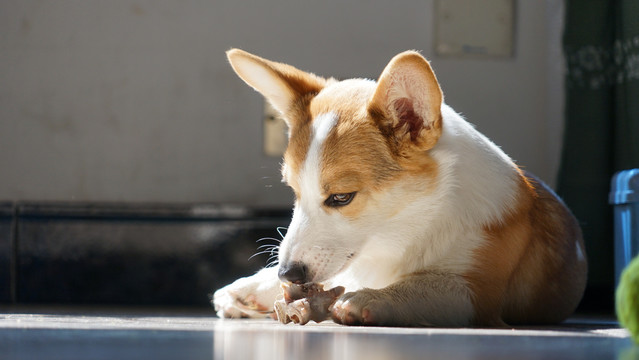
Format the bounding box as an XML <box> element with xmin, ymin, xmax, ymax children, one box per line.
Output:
<box><xmin>227</xmin><ymin>49</ymin><xmax>443</xmax><ymax>284</ymax></box>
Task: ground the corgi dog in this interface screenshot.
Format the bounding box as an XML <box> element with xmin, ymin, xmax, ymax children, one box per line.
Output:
<box><xmin>213</xmin><ymin>49</ymin><xmax>587</xmax><ymax>327</ymax></box>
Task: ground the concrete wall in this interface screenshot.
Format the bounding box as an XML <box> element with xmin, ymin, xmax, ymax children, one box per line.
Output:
<box><xmin>0</xmin><ymin>0</ymin><xmax>564</xmax><ymax>207</ymax></box>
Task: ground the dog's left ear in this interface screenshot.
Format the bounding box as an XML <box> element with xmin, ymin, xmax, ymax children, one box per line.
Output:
<box><xmin>369</xmin><ymin>51</ymin><xmax>443</xmax><ymax>152</ymax></box>
<box><xmin>227</xmin><ymin>49</ymin><xmax>327</xmax><ymax>127</ymax></box>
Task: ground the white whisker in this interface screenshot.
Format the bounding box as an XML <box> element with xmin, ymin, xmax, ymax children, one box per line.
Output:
<box><xmin>276</xmin><ymin>227</ymin><xmax>288</xmax><ymax>239</ymax></box>
<box><xmin>248</xmin><ymin>251</ymin><xmax>269</xmax><ymax>259</ymax></box>
<box><xmin>248</xmin><ymin>230</ymin><xmax>283</xmax><ymax>263</ymax></box>
<box><xmin>257</xmin><ymin>237</ymin><xmax>281</xmax><ymax>243</ymax></box>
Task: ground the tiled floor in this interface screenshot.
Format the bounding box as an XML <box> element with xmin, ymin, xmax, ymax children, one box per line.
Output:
<box><xmin>0</xmin><ymin>307</ymin><xmax>635</xmax><ymax>360</ymax></box>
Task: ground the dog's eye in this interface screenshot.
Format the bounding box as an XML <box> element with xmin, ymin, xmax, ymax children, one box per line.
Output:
<box><xmin>324</xmin><ymin>192</ymin><xmax>356</xmax><ymax>207</ymax></box>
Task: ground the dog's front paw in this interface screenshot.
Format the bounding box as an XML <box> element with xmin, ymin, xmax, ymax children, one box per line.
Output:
<box><xmin>213</xmin><ymin>286</ymin><xmax>269</xmax><ymax>319</ymax></box>
<box><xmin>212</xmin><ymin>268</ymin><xmax>280</xmax><ymax>319</ymax></box>
<box><xmin>330</xmin><ymin>289</ymin><xmax>391</xmax><ymax>326</ymax></box>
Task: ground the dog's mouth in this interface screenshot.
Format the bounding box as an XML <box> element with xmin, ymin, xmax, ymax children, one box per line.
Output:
<box><xmin>309</xmin><ymin>251</ymin><xmax>356</xmax><ymax>283</ymax></box>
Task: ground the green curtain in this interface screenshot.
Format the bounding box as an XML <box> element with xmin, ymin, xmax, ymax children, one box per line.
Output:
<box><xmin>559</xmin><ymin>1</ymin><xmax>639</xmax><ymax>298</ymax></box>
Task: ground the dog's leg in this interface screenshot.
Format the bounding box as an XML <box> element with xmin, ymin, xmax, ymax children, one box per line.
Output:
<box><xmin>331</xmin><ymin>271</ymin><xmax>478</xmax><ymax>327</ymax></box>
<box><xmin>213</xmin><ymin>266</ymin><xmax>281</xmax><ymax>319</ymax></box>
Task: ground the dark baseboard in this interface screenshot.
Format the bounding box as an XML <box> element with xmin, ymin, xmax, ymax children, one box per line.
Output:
<box><xmin>0</xmin><ymin>202</ymin><xmax>290</xmax><ymax>307</ymax></box>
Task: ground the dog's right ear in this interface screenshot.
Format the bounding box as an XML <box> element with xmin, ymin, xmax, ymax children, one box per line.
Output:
<box><xmin>226</xmin><ymin>49</ymin><xmax>327</xmax><ymax>125</ymax></box>
<box><xmin>368</xmin><ymin>51</ymin><xmax>443</xmax><ymax>153</ymax></box>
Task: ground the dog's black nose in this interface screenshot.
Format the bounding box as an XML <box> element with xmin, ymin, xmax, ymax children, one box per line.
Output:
<box><xmin>278</xmin><ymin>262</ymin><xmax>308</xmax><ymax>284</ymax></box>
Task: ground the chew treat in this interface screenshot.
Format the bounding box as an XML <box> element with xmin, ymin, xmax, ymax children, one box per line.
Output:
<box><xmin>274</xmin><ymin>283</ymin><xmax>345</xmax><ymax>325</ymax></box>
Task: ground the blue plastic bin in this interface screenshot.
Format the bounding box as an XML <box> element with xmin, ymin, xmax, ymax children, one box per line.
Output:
<box><xmin>609</xmin><ymin>169</ymin><xmax>639</xmax><ymax>286</ymax></box>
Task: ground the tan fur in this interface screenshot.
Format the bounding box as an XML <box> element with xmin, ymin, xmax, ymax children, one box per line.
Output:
<box><xmin>282</xmin><ymin>104</ymin><xmax>313</xmax><ymax>195</ymax></box>
<box><xmin>465</xmin><ymin>172</ymin><xmax>587</xmax><ymax>326</ymax></box>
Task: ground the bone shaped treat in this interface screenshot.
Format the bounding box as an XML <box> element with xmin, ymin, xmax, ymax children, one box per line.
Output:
<box><xmin>274</xmin><ymin>283</ymin><xmax>345</xmax><ymax>325</ymax></box>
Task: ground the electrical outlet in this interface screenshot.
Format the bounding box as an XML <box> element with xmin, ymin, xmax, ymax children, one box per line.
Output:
<box><xmin>263</xmin><ymin>101</ymin><xmax>288</xmax><ymax>156</ymax></box>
